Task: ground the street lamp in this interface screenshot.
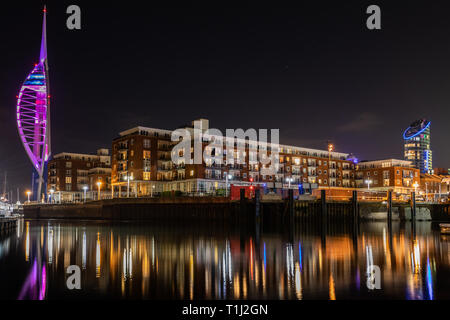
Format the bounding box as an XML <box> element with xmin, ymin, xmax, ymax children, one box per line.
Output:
<box><xmin>287</xmin><ymin>177</ymin><xmax>293</xmax><ymax>189</ymax></box>
<box><xmin>97</xmin><ymin>181</ymin><xmax>102</xmax><ymax>200</ymax></box>
<box><xmin>365</xmin><ymin>179</ymin><xmax>372</xmax><ymax>190</ymax></box>
<box><xmin>151</xmin><ymin>185</ymin><xmax>155</xmax><ymax>197</ymax></box>
<box><xmin>413</xmin><ymin>181</ymin><xmax>419</xmax><ymax>195</ymax></box>
<box><xmin>83</xmin><ymin>186</ymin><xmax>88</xmax><ymax>203</ymax></box>
<box><xmin>226</xmin><ymin>174</ymin><xmax>232</xmax><ymax>197</ymax></box>
<box><xmin>123</xmin><ymin>175</ymin><xmax>133</xmax><ymax>198</ymax></box>
<box><xmin>26</xmin><ymin>190</ymin><xmax>31</xmax><ymax>203</ymax></box>
<box><xmin>49</xmin><ymin>189</ymin><xmax>55</xmax><ymax>203</ymax></box>
<box><xmin>328</xmin><ymin>142</ymin><xmax>333</xmax><ymax>190</ymax></box>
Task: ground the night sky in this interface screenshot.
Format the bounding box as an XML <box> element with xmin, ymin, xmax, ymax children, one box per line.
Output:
<box><xmin>1</xmin><ymin>0</ymin><xmax>450</xmax><ymax>201</ymax></box>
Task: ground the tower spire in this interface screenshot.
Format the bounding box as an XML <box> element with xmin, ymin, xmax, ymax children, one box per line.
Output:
<box><xmin>39</xmin><ymin>6</ymin><xmax>47</xmax><ymax>63</ymax></box>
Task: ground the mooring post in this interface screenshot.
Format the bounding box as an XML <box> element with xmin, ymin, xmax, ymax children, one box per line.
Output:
<box><xmin>387</xmin><ymin>190</ymin><xmax>392</xmax><ymax>222</ymax></box>
<box><xmin>321</xmin><ymin>189</ymin><xmax>327</xmax><ymax>223</ymax></box>
<box><xmin>240</xmin><ymin>188</ymin><xmax>246</xmax><ymax>218</ymax></box>
<box><xmin>321</xmin><ymin>189</ymin><xmax>327</xmax><ymax>246</ymax></box>
<box><xmin>352</xmin><ymin>190</ymin><xmax>358</xmax><ymax>223</ymax></box>
<box><xmin>411</xmin><ymin>191</ymin><xmax>416</xmax><ymax>221</ymax></box>
<box><xmin>288</xmin><ymin>189</ymin><xmax>294</xmax><ymax>221</ymax></box>
<box><xmin>255</xmin><ymin>189</ymin><xmax>261</xmax><ymax>219</ymax></box>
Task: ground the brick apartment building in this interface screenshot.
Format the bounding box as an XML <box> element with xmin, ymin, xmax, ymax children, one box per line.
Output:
<box><xmin>111</xmin><ymin>119</ymin><xmax>357</xmax><ymax>197</ymax></box>
<box><xmin>47</xmin><ymin>149</ymin><xmax>111</xmax><ymax>202</ymax></box>
<box><xmin>355</xmin><ymin>159</ymin><xmax>420</xmax><ymax>198</ymax></box>
<box><xmin>420</xmin><ymin>173</ymin><xmax>450</xmax><ymax>202</ymax></box>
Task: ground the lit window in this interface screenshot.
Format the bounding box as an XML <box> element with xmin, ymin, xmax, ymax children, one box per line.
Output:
<box><xmin>190</xmin><ymin>170</ymin><xmax>194</xmax><ymax>176</ymax></box>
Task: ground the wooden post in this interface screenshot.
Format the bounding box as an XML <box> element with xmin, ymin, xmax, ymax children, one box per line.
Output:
<box><xmin>255</xmin><ymin>189</ymin><xmax>261</xmax><ymax>219</ymax></box>
<box><xmin>321</xmin><ymin>189</ymin><xmax>327</xmax><ymax>223</ymax></box>
<box><xmin>240</xmin><ymin>188</ymin><xmax>246</xmax><ymax>218</ymax></box>
<box><xmin>352</xmin><ymin>190</ymin><xmax>358</xmax><ymax>223</ymax></box>
<box><xmin>387</xmin><ymin>190</ymin><xmax>392</xmax><ymax>221</ymax></box>
<box><xmin>288</xmin><ymin>189</ymin><xmax>294</xmax><ymax>221</ymax></box>
<box><xmin>411</xmin><ymin>191</ymin><xmax>416</xmax><ymax>221</ymax></box>
<box><xmin>321</xmin><ymin>189</ymin><xmax>327</xmax><ymax>248</ymax></box>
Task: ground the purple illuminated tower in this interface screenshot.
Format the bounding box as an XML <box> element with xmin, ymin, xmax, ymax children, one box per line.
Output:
<box><xmin>16</xmin><ymin>7</ymin><xmax>51</xmax><ymax>201</ymax></box>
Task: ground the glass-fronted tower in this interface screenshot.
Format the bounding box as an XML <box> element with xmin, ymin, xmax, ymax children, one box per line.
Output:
<box><xmin>403</xmin><ymin>119</ymin><xmax>432</xmax><ymax>173</ymax></box>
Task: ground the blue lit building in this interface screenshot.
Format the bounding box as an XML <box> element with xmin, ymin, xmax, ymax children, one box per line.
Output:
<box><xmin>403</xmin><ymin>119</ymin><xmax>432</xmax><ymax>173</ymax></box>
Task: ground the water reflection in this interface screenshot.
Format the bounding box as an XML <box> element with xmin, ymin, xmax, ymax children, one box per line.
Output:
<box><xmin>0</xmin><ymin>220</ymin><xmax>449</xmax><ymax>299</ymax></box>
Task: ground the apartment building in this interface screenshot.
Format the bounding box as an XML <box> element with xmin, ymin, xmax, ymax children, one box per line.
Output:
<box><xmin>47</xmin><ymin>149</ymin><xmax>111</xmax><ymax>202</ymax></box>
<box><xmin>355</xmin><ymin>159</ymin><xmax>420</xmax><ymax>196</ymax></box>
<box><xmin>111</xmin><ymin>119</ymin><xmax>356</xmax><ymax>197</ymax></box>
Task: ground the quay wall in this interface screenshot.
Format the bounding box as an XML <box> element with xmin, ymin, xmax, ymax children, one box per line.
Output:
<box><xmin>22</xmin><ymin>198</ymin><xmax>450</xmax><ymax>223</ymax></box>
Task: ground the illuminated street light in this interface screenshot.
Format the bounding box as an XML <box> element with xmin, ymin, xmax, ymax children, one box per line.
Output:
<box><xmin>225</xmin><ymin>173</ymin><xmax>232</xmax><ymax>197</ymax></box>
<box><xmin>365</xmin><ymin>179</ymin><xmax>372</xmax><ymax>190</ymax></box>
<box><xmin>328</xmin><ymin>142</ymin><xmax>333</xmax><ymax>190</ymax></box>
<box><xmin>49</xmin><ymin>188</ymin><xmax>54</xmax><ymax>203</ymax></box>
<box><xmin>83</xmin><ymin>186</ymin><xmax>88</xmax><ymax>202</ymax></box>
<box><xmin>123</xmin><ymin>175</ymin><xmax>133</xmax><ymax>198</ymax></box>
<box><xmin>286</xmin><ymin>177</ymin><xmax>293</xmax><ymax>189</ymax></box>
<box><xmin>97</xmin><ymin>181</ymin><xmax>102</xmax><ymax>200</ymax></box>
<box><xmin>151</xmin><ymin>184</ymin><xmax>155</xmax><ymax>197</ymax></box>
<box><xmin>26</xmin><ymin>191</ymin><xmax>31</xmax><ymax>203</ymax></box>
<box><xmin>413</xmin><ymin>181</ymin><xmax>419</xmax><ymax>195</ymax></box>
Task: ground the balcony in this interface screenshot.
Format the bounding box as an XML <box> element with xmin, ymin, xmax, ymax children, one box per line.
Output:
<box><xmin>117</xmin><ymin>144</ymin><xmax>128</xmax><ymax>151</ymax></box>
<box><xmin>157</xmin><ymin>166</ymin><xmax>172</xmax><ymax>172</ymax></box>
<box><xmin>158</xmin><ymin>145</ymin><xmax>172</xmax><ymax>151</ymax></box>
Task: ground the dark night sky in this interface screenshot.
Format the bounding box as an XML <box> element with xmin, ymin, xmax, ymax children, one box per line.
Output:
<box><xmin>1</xmin><ymin>0</ymin><xmax>450</xmax><ymax>201</ymax></box>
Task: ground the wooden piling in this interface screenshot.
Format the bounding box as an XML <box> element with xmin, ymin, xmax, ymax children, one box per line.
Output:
<box><xmin>387</xmin><ymin>190</ymin><xmax>392</xmax><ymax>222</ymax></box>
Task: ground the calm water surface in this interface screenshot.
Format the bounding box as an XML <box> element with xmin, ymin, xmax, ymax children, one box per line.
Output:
<box><xmin>0</xmin><ymin>219</ymin><xmax>449</xmax><ymax>300</ymax></box>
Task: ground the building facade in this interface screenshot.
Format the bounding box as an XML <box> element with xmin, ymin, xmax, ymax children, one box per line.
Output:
<box><xmin>434</xmin><ymin>168</ymin><xmax>450</xmax><ymax>175</ymax></box>
<box><xmin>355</xmin><ymin>159</ymin><xmax>420</xmax><ymax>197</ymax></box>
<box><xmin>111</xmin><ymin>119</ymin><xmax>357</xmax><ymax>197</ymax></box>
<box><xmin>403</xmin><ymin>119</ymin><xmax>432</xmax><ymax>173</ymax></box>
<box><xmin>47</xmin><ymin>149</ymin><xmax>111</xmax><ymax>202</ymax></box>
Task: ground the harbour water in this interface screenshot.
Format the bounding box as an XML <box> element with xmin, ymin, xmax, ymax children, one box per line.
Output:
<box><xmin>0</xmin><ymin>219</ymin><xmax>449</xmax><ymax>300</ymax></box>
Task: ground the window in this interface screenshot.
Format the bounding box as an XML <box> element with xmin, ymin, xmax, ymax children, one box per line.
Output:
<box><xmin>190</xmin><ymin>170</ymin><xmax>194</xmax><ymax>177</ymax></box>
<box><xmin>143</xmin><ymin>150</ymin><xmax>151</xmax><ymax>159</ymax></box>
<box><xmin>65</xmin><ymin>184</ymin><xmax>72</xmax><ymax>191</ymax></box>
<box><xmin>143</xmin><ymin>139</ymin><xmax>151</xmax><ymax>149</ymax></box>
<box><xmin>130</xmin><ymin>150</ymin><xmax>134</xmax><ymax>157</ymax></box>
<box><xmin>66</xmin><ymin>169</ymin><xmax>71</xmax><ymax>176</ymax></box>
<box><xmin>66</xmin><ymin>161</ymin><xmax>72</xmax><ymax>168</ymax></box>
<box><xmin>143</xmin><ymin>172</ymin><xmax>151</xmax><ymax>181</ymax></box>
<box><xmin>65</xmin><ymin>177</ymin><xmax>72</xmax><ymax>184</ymax></box>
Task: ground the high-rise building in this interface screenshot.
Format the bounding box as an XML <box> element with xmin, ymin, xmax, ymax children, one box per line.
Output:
<box><xmin>403</xmin><ymin>119</ymin><xmax>432</xmax><ymax>173</ymax></box>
